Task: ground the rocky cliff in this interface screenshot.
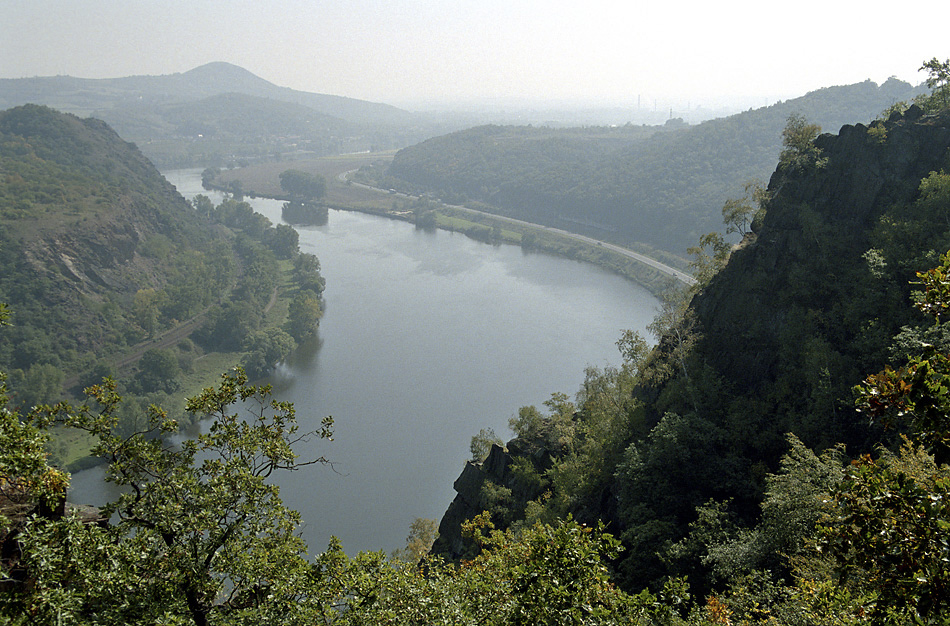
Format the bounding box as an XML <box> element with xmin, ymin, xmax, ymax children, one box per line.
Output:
<box><xmin>0</xmin><ymin>105</ymin><xmax>226</xmax><ymax>381</ymax></box>
<box><xmin>432</xmin><ymin>106</ymin><xmax>950</xmax><ymax>583</ymax></box>
<box><xmin>692</xmin><ymin>105</ymin><xmax>950</xmax><ymax>449</ymax></box>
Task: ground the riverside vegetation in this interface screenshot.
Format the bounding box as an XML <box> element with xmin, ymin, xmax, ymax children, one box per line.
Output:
<box><xmin>2</xmin><ymin>59</ymin><xmax>950</xmax><ymax>624</ymax></box>
<box><xmin>0</xmin><ymin>105</ymin><xmax>325</xmax><ymax>470</ymax></box>
<box><xmin>206</xmin><ymin>154</ymin><xmax>687</xmax><ymax>296</ymax></box>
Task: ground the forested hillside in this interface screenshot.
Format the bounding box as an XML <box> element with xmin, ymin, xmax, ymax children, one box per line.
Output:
<box><xmin>0</xmin><ymin>62</ymin><xmax>443</xmax><ymax>167</ymax></box>
<box><xmin>0</xmin><ymin>105</ymin><xmax>229</xmax><ymax>401</ymax></box>
<box><xmin>0</xmin><ymin>105</ymin><xmax>324</xmax><ymax>422</ymax></box>
<box><xmin>433</xmin><ymin>86</ymin><xmax>950</xmax><ymax>617</ymax></box>
<box><xmin>5</xmin><ymin>88</ymin><xmax>950</xmax><ymax>624</ymax></box>
<box><xmin>389</xmin><ymin>78</ymin><xmax>925</xmax><ymax>256</ymax></box>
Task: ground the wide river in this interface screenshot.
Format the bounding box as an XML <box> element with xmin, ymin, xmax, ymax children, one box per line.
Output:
<box><xmin>74</xmin><ymin>168</ymin><xmax>659</xmax><ymax>555</ymax></box>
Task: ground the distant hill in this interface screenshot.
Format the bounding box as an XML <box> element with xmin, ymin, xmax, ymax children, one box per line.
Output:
<box><xmin>389</xmin><ymin>78</ymin><xmax>928</xmax><ymax>256</ymax></box>
<box><xmin>99</xmin><ymin>92</ymin><xmax>351</xmax><ymax>150</ymax></box>
<box><xmin>0</xmin><ymin>62</ymin><xmax>415</xmax><ymax>126</ymax></box>
<box><xmin>0</xmin><ymin>63</ymin><xmax>438</xmax><ymax>166</ymax></box>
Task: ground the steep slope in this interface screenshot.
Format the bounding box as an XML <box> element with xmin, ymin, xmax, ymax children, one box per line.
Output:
<box><xmin>433</xmin><ymin>105</ymin><xmax>950</xmax><ymax>591</ymax></box>
<box><xmin>0</xmin><ymin>105</ymin><xmax>229</xmax><ymax>395</ymax></box>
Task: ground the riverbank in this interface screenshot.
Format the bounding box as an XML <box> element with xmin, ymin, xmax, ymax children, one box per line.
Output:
<box><xmin>208</xmin><ymin>156</ymin><xmax>693</xmax><ymax>296</ymax></box>
<box><xmin>54</xmin><ymin>252</ymin><xmax>306</xmax><ymax>473</ymax></box>
<box><xmin>73</xmin><ymin>168</ymin><xmax>662</xmax><ymax>554</ymax></box>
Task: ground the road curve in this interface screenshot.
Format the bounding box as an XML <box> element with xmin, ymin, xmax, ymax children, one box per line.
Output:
<box><xmin>339</xmin><ymin>170</ymin><xmax>695</xmax><ymax>286</ymax></box>
<box><xmin>446</xmin><ymin>203</ymin><xmax>695</xmax><ymax>286</ymax></box>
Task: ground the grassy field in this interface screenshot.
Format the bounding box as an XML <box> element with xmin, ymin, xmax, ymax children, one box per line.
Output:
<box><xmin>216</xmin><ymin>153</ymin><xmax>397</xmax><ymax>207</ymax></box>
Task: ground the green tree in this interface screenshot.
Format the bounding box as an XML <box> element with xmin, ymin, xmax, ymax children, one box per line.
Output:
<box><xmin>920</xmin><ymin>57</ymin><xmax>950</xmax><ymax>111</ymax></box>
<box><xmin>453</xmin><ymin>513</ymin><xmax>666</xmax><ymax>625</ymax></box>
<box><xmin>191</xmin><ymin>194</ymin><xmax>214</xmax><ymax>219</ymax></box>
<box><xmin>286</xmin><ymin>290</ymin><xmax>322</xmax><ymax>342</ymax></box>
<box><xmin>11</xmin><ymin>362</ymin><xmax>64</xmax><ymax>408</ymax></box>
<box><xmin>134</xmin><ymin>347</ymin><xmax>181</xmax><ymax>394</ymax></box>
<box><xmin>646</xmin><ymin>288</ymin><xmax>699</xmax><ymax>390</ymax></box>
<box><xmin>819</xmin><ymin>443</ymin><xmax>950</xmax><ymax>623</ymax></box>
<box><xmin>687</xmin><ymin>232</ymin><xmax>731</xmax><ymax>287</ymax></box>
<box><xmin>307</xmin><ymin>517</ymin><xmax>681</xmax><ymax>625</ymax></box>
<box><xmin>854</xmin><ymin>250</ymin><xmax>950</xmax><ymax>465</ymax></box>
<box><xmin>200</xmin><ymin>301</ymin><xmax>263</xmax><ymax>352</ymax></box>
<box><xmin>293</xmin><ymin>252</ymin><xmax>325</xmax><ymax>294</ymax></box>
<box><xmin>241</xmin><ymin>327</ymin><xmax>297</xmax><ymax>378</ymax></box>
<box><xmin>133</xmin><ymin>287</ymin><xmax>166</xmax><ymax>338</ymax></box>
<box><xmin>390</xmin><ymin>517</ymin><xmax>439</xmax><ymax>563</ymax></box>
<box><xmin>1</xmin><ymin>369</ymin><xmax>334</xmax><ymax>625</ymax></box>
<box><xmin>227</xmin><ymin>179</ymin><xmax>243</xmax><ymax>200</ymax></box>
<box><xmin>200</xmin><ymin>167</ymin><xmax>219</xmax><ymax>189</ymax></box>
<box><xmin>778</xmin><ymin>113</ymin><xmax>826</xmax><ymax>172</ymax></box>
<box><xmin>817</xmin><ymin>250</ymin><xmax>950</xmax><ymax>623</ymax></box>
<box><xmin>263</xmin><ymin>223</ymin><xmax>299</xmax><ymax>260</ymax></box>
<box><xmin>470</xmin><ymin>427</ymin><xmax>504</xmax><ymax>462</ymax></box>
<box><xmin>721</xmin><ymin>179</ymin><xmax>767</xmax><ymax>237</ymax></box>
<box><xmin>279</xmin><ymin>169</ymin><xmax>326</xmax><ymax>200</ymax></box>
<box><xmin>3</xmin><ymin>357</ymin><xmax>677</xmax><ymax>624</ymax></box>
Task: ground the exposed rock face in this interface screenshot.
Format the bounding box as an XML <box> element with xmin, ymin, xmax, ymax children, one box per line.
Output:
<box><xmin>431</xmin><ymin>444</ymin><xmax>513</xmax><ymax>558</ymax></box>
<box><xmin>432</xmin><ymin>107</ymin><xmax>950</xmax><ymax>566</ymax></box>
<box><xmin>0</xmin><ymin>105</ymin><xmax>225</xmax><ymax>361</ymax></box>
<box><xmin>694</xmin><ymin>108</ymin><xmax>950</xmax><ymax>400</ymax></box>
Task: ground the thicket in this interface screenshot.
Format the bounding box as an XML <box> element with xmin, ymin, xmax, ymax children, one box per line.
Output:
<box><xmin>180</xmin><ymin>196</ymin><xmax>325</xmax><ymax>379</ymax></box>
<box><xmin>0</xmin><ymin>106</ymin><xmax>227</xmax><ymax>403</ymax></box>
<box><xmin>437</xmin><ymin>75</ymin><xmax>950</xmax><ymax>620</ymax></box>
<box><xmin>3</xmin><ymin>65</ymin><xmax>950</xmax><ymax>625</ymax></box>
<box><xmin>0</xmin><ymin>106</ymin><xmax>326</xmax><ymax>445</ymax></box>
<box><xmin>5</xmin><ymin>244</ymin><xmax>950</xmax><ymax>624</ymax></box>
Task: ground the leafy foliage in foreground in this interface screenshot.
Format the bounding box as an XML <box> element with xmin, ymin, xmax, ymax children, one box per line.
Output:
<box><xmin>1</xmin><ymin>363</ymin><xmax>684</xmax><ymax>624</ymax></box>
<box><xmin>1</xmin><ymin>368</ymin><xmax>334</xmax><ymax>625</ymax></box>
<box><xmin>5</xmin><ymin>62</ymin><xmax>950</xmax><ymax>626</ymax></box>
<box><xmin>5</xmin><ymin>225</ymin><xmax>950</xmax><ymax>624</ymax></box>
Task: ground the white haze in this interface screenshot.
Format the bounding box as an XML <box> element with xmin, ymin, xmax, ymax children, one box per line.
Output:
<box><xmin>2</xmin><ymin>0</ymin><xmax>947</xmax><ymax>114</ymax></box>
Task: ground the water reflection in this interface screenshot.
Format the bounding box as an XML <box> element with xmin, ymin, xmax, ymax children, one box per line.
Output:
<box><xmin>72</xmin><ymin>169</ymin><xmax>659</xmax><ymax>556</ymax></box>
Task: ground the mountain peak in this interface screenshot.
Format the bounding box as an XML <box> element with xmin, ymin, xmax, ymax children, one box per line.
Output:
<box><xmin>182</xmin><ymin>61</ymin><xmax>261</xmax><ymax>80</ymax></box>
<box><xmin>178</xmin><ymin>62</ymin><xmax>278</xmax><ymax>93</ymax></box>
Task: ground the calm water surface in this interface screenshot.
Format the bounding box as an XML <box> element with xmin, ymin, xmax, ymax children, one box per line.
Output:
<box><xmin>73</xmin><ymin>169</ymin><xmax>659</xmax><ymax>555</ymax></box>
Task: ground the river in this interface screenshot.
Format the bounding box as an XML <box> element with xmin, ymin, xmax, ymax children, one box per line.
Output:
<box><xmin>72</xmin><ymin>168</ymin><xmax>660</xmax><ymax>556</ymax></box>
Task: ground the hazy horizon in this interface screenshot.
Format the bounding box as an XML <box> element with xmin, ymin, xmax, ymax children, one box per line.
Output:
<box><xmin>3</xmin><ymin>1</ymin><xmax>947</xmax><ymax>112</ymax></box>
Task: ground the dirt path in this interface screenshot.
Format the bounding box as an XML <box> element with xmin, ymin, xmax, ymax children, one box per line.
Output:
<box><xmin>64</xmin><ymin>284</ymin><xmax>280</xmax><ymax>390</ymax></box>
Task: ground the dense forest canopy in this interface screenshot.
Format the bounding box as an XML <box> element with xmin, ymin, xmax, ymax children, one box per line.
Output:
<box><xmin>429</xmin><ymin>69</ymin><xmax>950</xmax><ymax>616</ymax></box>
<box><xmin>388</xmin><ymin>78</ymin><xmax>926</xmax><ymax>256</ymax></box>
<box><xmin>0</xmin><ymin>105</ymin><xmax>226</xmax><ymax>392</ymax></box>
<box><xmin>0</xmin><ymin>105</ymin><xmax>324</xmax><ymax>438</ymax></box>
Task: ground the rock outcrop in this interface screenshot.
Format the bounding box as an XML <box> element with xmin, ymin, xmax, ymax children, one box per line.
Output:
<box><xmin>431</xmin><ymin>107</ymin><xmax>950</xmax><ymax>575</ymax></box>
<box><xmin>694</xmin><ymin>107</ymin><xmax>950</xmax><ymax>402</ymax></box>
<box><xmin>431</xmin><ymin>444</ymin><xmax>513</xmax><ymax>558</ymax></box>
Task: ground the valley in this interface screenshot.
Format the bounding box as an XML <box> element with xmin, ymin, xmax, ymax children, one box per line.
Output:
<box><xmin>3</xmin><ymin>53</ymin><xmax>950</xmax><ymax>623</ymax></box>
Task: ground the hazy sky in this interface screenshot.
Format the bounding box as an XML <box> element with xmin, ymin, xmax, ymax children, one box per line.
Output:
<box><xmin>2</xmin><ymin>0</ymin><xmax>947</xmax><ymax>108</ymax></box>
